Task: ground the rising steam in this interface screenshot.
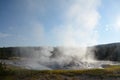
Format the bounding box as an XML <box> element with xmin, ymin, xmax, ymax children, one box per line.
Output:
<box><xmin>4</xmin><ymin>0</ymin><xmax>118</xmax><ymax>70</ymax></box>
<box><xmin>12</xmin><ymin>0</ymin><xmax>102</xmax><ymax>70</ymax></box>
<box><xmin>53</xmin><ymin>0</ymin><xmax>101</xmax><ymax>47</ymax></box>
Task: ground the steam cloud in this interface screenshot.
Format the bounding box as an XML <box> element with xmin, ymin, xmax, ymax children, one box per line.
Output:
<box><xmin>15</xmin><ymin>0</ymin><xmax>102</xmax><ymax>70</ymax></box>
<box><xmin>53</xmin><ymin>0</ymin><xmax>101</xmax><ymax>46</ymax></box>
<box><xmin>13</xmin><ymin>47</ymin><xmax>97</xmax><ymax>70</ymax></box>
<box><xmin>4</xmin><ymin>0</ymin><xmax>114</xmax><ymax>70</ymax></box>
<box><xmin>50</xmin><ymin>0</ymin><xmax>101</xmax><ymax>68</ymax></box>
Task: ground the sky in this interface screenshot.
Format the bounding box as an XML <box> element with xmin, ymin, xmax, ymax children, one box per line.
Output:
<box><xmin>0</xmin><ymin>0</ymin><xmax>120</xmax><ymax>47</ymax></box>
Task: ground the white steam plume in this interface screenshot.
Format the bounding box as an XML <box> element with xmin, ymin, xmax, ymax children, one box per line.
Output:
<box><xmin>52</xmin><ymin>0</ymin><xmax>101</xmax><ymax>63</ymax></box>
<box><xmin>12</xmin><ymin>0</ymin><xmax>102</xmax><ymax>70</ymax></box>
<box><xmin>54</xmin><ymin>0</ymin><xmax>101</xmax><ymax>47</ymax></box>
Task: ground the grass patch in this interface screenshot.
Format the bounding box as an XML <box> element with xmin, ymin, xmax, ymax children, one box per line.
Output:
<box><xmin>0</xmin><ymin>63</ymin><xmax>120</xmax><ymax>80</ymax></box>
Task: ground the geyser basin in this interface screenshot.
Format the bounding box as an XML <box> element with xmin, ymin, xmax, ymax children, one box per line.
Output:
<box><xmin>0</xmin><ymin>43</ymin><xmax>120</xmax><ymax>70</ymax></box>
<box><xmin>1</xmin><ymin>59</ymin><xmax>119</xmax><ymax>70</ymax></box>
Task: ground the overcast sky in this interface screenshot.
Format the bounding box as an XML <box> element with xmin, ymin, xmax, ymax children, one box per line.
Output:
<box><xmin>0</xmin><ymin>0</ymin><xmax>120</xmax><ymax>47</ymax></box>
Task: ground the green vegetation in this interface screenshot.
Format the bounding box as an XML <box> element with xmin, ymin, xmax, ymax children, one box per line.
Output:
<box><xmin>0</xmin><ymin>62</ymin><xmax>120</xmax><ymax>80</ymax></box>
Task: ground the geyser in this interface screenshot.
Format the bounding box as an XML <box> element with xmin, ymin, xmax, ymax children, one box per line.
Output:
<box><xmin>18</xmin><ymin>46</ymin><xmax>95</xmax><ymax>70</ymax></box>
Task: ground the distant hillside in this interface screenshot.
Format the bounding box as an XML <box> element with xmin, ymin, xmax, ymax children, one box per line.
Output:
<box><xmin>93</xmin><ymin>43</ymin><xmax>120</xmax><ymax>61</ymax></box>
